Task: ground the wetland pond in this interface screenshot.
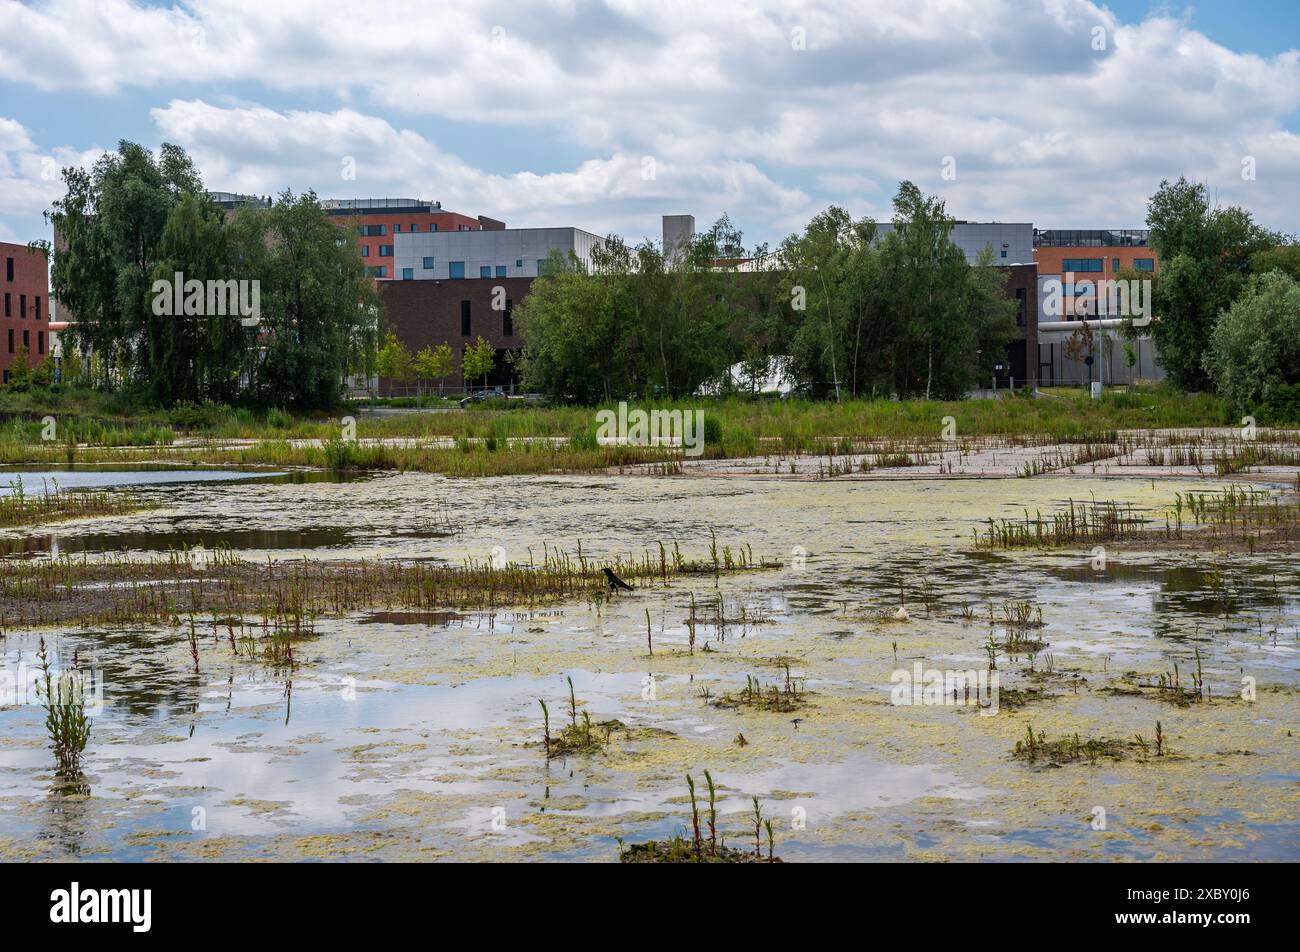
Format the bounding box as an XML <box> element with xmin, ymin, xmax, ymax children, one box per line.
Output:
<box><xmin>1</xmin><ymin>469</ymin><xmax>1296</xmax><ymax>861</ymax></box>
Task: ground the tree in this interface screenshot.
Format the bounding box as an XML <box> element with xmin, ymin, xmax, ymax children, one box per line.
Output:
<box><xmin>413</xmin><ymin>342</ymin><xmax>455</xmax><ymax>395</ymax></box>
<box><xmin>778</xmin><ymin>185</ymin><xmax>1015</xmax><ymax>400</ymax></box>
<box><xmin>1205</xmin><ymin>271</ymin><xmax>1300</xmax><ymax>412</ymax></box>
<box><xmin>1145</xmin><ymin>177</ymin><xmax>1278</xmax><ymax>391</ymax></box>
<box><xmin>376</xmin><ymin>332</ymin><xmax>414</xmax><ymax>390</ymax></box>
<box><xmin>462</xmin><ymin>336</ymin><xmax>497</xmax><ymax>390</ymax></box>
<box><xmin>44</xmin><ymin>141</ymin><xmax>209</xmax><ymax>397</ymax></box>
<box><xmin>8</xmin><ymin>344</ymin><xmax>30</xmax><ymax>389</ymax></box>
<box><xmin>229</xmin><ymin>190</ymin><xmax>380</xmax><ymax>409</ymax></box>
<box><xmin>43</xmin><ymin>143</ymin><xmax>377</xmax><ymax>409</ymax></box>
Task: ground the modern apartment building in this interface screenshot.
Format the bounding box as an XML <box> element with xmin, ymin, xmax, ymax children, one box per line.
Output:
<box><xmin>325</xmin><ymin>198</ymin><xmax>493</xmax><ymax>280</ymax></box>
<box><xmin>391</xmin><ymin>226</ymin><xmax>605</xmax><ymax>282</ymax></box>
<box><xmin>0</xmin><ymin>242</ymin><xmax>50</xmax><ymax>383</ymax></box>
<box><xmin>1034</xmin><ymin>229</ymin><xmax>1163</xmax><ymax>386</ymax></box>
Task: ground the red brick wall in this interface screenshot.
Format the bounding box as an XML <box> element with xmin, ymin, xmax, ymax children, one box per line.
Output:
<box><xmin>0</xmin><ymin>242</ymin><xmax>50</xmax><ymax>380</ymax></box>
<box><xmin>379</xmin><ymin>276</ymin><xmax>533</xmax><ymax>392</ymax></box>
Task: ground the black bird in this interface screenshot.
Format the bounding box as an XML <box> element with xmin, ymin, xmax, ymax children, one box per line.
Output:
<box><xmin>603</xmin><ymin>567</ymin><xmax>634</xmax><ymax>592</ymax></box>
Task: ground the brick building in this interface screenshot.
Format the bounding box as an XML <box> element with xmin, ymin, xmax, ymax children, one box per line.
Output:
<box><xmin>380</xmin><ymin>276</ymin><xmax>531</xmax><ymax>392</ymax></box>
<box><xmin>1</xmin><ymin>242</ymin><xmax>50</xmax><ymax>383</ymax></box>
<box><xmin>1034</xmin><ymin>229</ymin><xmax>1162</xmax><ymax>386</ymax></box>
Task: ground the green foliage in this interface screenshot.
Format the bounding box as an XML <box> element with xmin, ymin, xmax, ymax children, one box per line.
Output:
<box><xmin>1205</xmin><ymin>271</ymin><xmax>1300</xmax><ymax>412</ymax></box>
<box><xmin>461</xmin><ymin>335</ymin><xmax>497</xmax><ymax>387</ymax></box>
<box><xmin>413</xmin><ymin>342</ymin><xmax>456</xmax><ymax>392</ymax></box>
<box><xmin>43</xmin><ymin>142</ymin><xmax>378</xmax><ymax>409</ymax></box>
<box><xmin>782</xmin><ymin>184</ymin><xmax>1017</xmax><ymax>399</ymax></box>
<box><xmin>1258</xmin><ymin>383</ymin><xmax>1300</xmax><ymax>425</ymax></box>
<box><xmin>1146</xmin><ymin>177</ymin><xmax>1279</xmax><ymax>391</ymax></box>
<box><xmin>516</xmin><ymin>221</ymin><xmax>772</xmax><ymax>402</ymax></box>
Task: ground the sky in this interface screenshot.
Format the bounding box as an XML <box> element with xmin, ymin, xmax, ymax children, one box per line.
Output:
<box><xmin>1</xmin><ymin>0</ymin><xmax>1297</xmax><ymax>251</ymax></box>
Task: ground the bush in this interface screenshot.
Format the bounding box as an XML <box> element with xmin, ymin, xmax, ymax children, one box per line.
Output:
<box><xmin>1258</xmin><ymin>383</ymin><xmax>1300</xmax><ymax>426</ymax></box>
<box><xmin>1205</xmin><ymin>271</ymin><xmax>1300</xmax><ymax>411</ymax></box>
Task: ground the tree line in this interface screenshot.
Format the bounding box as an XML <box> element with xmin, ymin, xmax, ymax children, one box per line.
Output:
<box><xmin>1141</xmin><ymin>177</ymin><xmax>1300</xmax><ymax>420</ymax></box>
<box><xmin>38</xmin><ymin>141</ymin><xmax>379</xmax><ymax>409</ymax></box>
<box><xmin>514</xmin><ymin>182</ymin><xmax>1020</xmax><ymax>403</ymax></box>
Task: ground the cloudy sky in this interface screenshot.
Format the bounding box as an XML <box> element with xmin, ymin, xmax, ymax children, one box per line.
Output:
<box><xmin>1</xmin><ymin>0</ymin><xmax>1297</xmax><ymax>250</ymax></box>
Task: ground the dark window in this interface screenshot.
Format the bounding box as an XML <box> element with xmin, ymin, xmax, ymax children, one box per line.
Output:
<box><xmin>401</xmin><ymin>268</ymin><xmax>414</xmax><ymax>280</ymax></box>
<box><xmin>503</xmin><ymin>299</ymin><xmax>513</xmax><ymax>337</ymax></box>
<box><xmin>5</xmin><ymin>257</ymin><xmax>12</xmax><ymax>281</ymax></box>
<box><xmin>495</xmin><ymin>265</ymin><xmax>507</xmax><ymax>278</ymax></box>
<box><xmin>37</xmin><ymin>331</ymin><xmax>44</xmax><ymax>355</ymax></box>
<box><xmin>394</xmin><ymin>224</ymin><xmax>402</xmax><ymax>233</ymax></box>
<box><xmin>23</xmin><ymin>329</ymin><xmax>29</xmax><ymax>350</ymax></box>
<box><xmin>1015</xmin><ymin>287</ymin><xmax>1027</xmax><ymax>327</ymax></box>
<box><xmin>3</xmin><ymin>293</ymin><xmax>8</xmax><ymax>317</ymax></box>
<box><xmin>1134</xmin><ymin>258</ymin><xmax>1155</xmax><ymax>272</ymax></box>
<box><xmin>35</xmin><ymin>296</ymin><xmax>41</xmax><ymax>321</ymax></box>
<box><xmin>360</xmin><ymin>224</ymin><xmax>385</xmax><ymax>237</ymax></box>
<box><xmin>460</xmin><ymin>300</ymin><xmax>471</xmax><ymax>336</ymax></box>
<box><xmin>19</xmin><ymin>294</ymin><xmax>25</xmax><ymax>318</ymax></box>
<box><xmin>479</xmin><ymin>266</ymin><xmax>491</xmax><ymax>278</ymax></box>
<box><xmin>1062</xmin><ymin>258</ymin><xmax>1104</xmax><ymax>273</ymax></box>
<box><xmin>378</xmin><ymin>245</ymin><xmax>393</xmax><ymax>257</ymax></box>
<box><xmin>422</xmin><ymin>257</ymin><xmax>434</xmax><ymax>269</ymax></box>
<box><xmin>6</xmin><ymin>328</ymin><xmax>11</xmax><ymax>353</ymax></box>
<box><xmin>2</xmin><ymin>370</ymin><xmax>6</xmax><ymax>384</ymax></box>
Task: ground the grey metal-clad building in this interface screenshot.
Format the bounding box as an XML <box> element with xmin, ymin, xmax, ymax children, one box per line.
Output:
<box><xmin>872</xmin><ymin>221</ymin><xmax>1034</xmax><ymax>266</ymax></box>
<box><xmin>392</xmin><ymin>227</ymin><xmax>604</xmax><ymax>281</ymax></box>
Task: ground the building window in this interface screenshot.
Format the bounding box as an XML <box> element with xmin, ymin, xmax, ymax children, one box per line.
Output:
<box><xmin>2</xmin><ymin>370</ymin><xmax>6</xmax><ymax>384</ymax></box>
<box><xmin>1000</xmin><ymin>249</ymin><xmax>1007</xmax><ymax>258</ymax></box>
<box><xmin>431</xmin><ymin>224</ymin><xmax>438</xmax><ymax>232</ymax></box>
<box><xmin>1062</xmin><ymin>258</ymin><xmax>1104</xmax><ymax>273</ymax></box>
<box><xmin>362</xmin><ymin>245</ymin><xmax>370</xmax><ymax>257</ymax></box>
<box><xmin>37</xmin><ymin>331</ymin><xmax>44</xmax><ymax>355</ymax></box>
<box><xmin>360</xmin><ymin>224</ymin><xmax>385</xmax><ymax>237</ymax></box>
<box><xmin>1134</xmin><ymin>258</ymin><xmax>1155</xmax><ymax>271</ymax></box>
<box><xmin>1112</xmin><ymin>257</ymin><xmax>1120</xmax><ymax>271</ymax></box>
<box><xmin>449</xmin><ymin>261</ymin><xmax>465</xmax><ymax>279</ymax></box>
<box><xmin>1015</xmin><ymin>287</ymin><xmax>1026</xmax><ymax>327</ymax></box>
<box><xmin>495</xmin><ymin>265</ymin><xmax>507</xmax><ymax>278</ymax></box>
<box><xmin>5</xmin><ymin>257</ymin><xmax>12</xmax><ymax>281</ymax></box>
<box><xmin>379</xmin><ymin>245</ymin><xmax>393</xmax><ymax>257</ymax></box>
<box><xmin>402</xmin><ymin>268</ymin><xmax>414</xmax><ymax>280</ymax></box>
<box><xmin>3</xmin><ymin>293</ymin><xmax>8</xmax><ymax>317</ymax></box>
<box><xmin>503</xmin><ymin>299</ymin><xmax>513</xmax><ymax>337</ymax></box>
<box><xmin>422</xmin><ymin>257</ymin><xmax>435</xmax><ymax>269</ymax></box>
<box><xmin>460</xmin><ymin>300</ymin><xmax>471</xmax><ymax>336</ymax></box>
<box><xmin>409</xmin><ymin>224</ymin><xmax>419</xmax><ymax>233</ymax></box>
<box><xmin>23</xmin><ymin>329</ymin><xmax>29</xmax><ymax>350</ymax></box>
<box><xmin>19</xmin><ymin>294</ymin><xmax>26</xmax><ymax>318</ymax></box>
<box><xmin>515</xmin><ymin>259</ymin><xmax>522</xmax><ymax>268</ymax></box>
<box><xmin>479</xmin><ymin>266</ymin><xmax>491</xmax><ymax>278</ymax></box>
<box><xmin>35</xmin><ymin>296</ymin><xmax>40</xmax><ymax>320</ymax></box>
<box><xmin>537</xmin><ymin>259</ymin><xmax>546</xmax><ymax>274</ymax></box>
<box><xmin>6</xmin><ymin>328</ymin><xmax>11</xmax><ymax>353</ymax></box>
<box><xmin>394</xmin><ymin>224</ymin><xmax>402</xmax><ymax>233</ymax></box>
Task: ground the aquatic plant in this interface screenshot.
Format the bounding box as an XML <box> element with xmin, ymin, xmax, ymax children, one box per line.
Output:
<box><xmin>36</xmin><ymin>637</ymin><xmax>91</xmax><ymax>782</ymax></box>
<box><xmin>619</xmin><ymin>774</ymin><xmax>782</xmax><ymax>863</ymax></box>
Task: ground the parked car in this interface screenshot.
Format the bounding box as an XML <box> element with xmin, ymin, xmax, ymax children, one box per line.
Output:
<box><xmin>458</xmin><ymin>388</ymin><xmax>508</xmax><ymax>409</ymax></box>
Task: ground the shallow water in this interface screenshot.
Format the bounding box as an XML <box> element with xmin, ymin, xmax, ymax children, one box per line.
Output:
<box><xmin>1</xmin><ymin>471</ymin><xmax>1297</xmax><ymax>861</ymax></box>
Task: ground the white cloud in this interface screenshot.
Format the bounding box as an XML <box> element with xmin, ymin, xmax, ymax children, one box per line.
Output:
<box><xmin>1</xmin><ymin>0</ymin><xmax>1298</xmax><ymax>242</ymax></box>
